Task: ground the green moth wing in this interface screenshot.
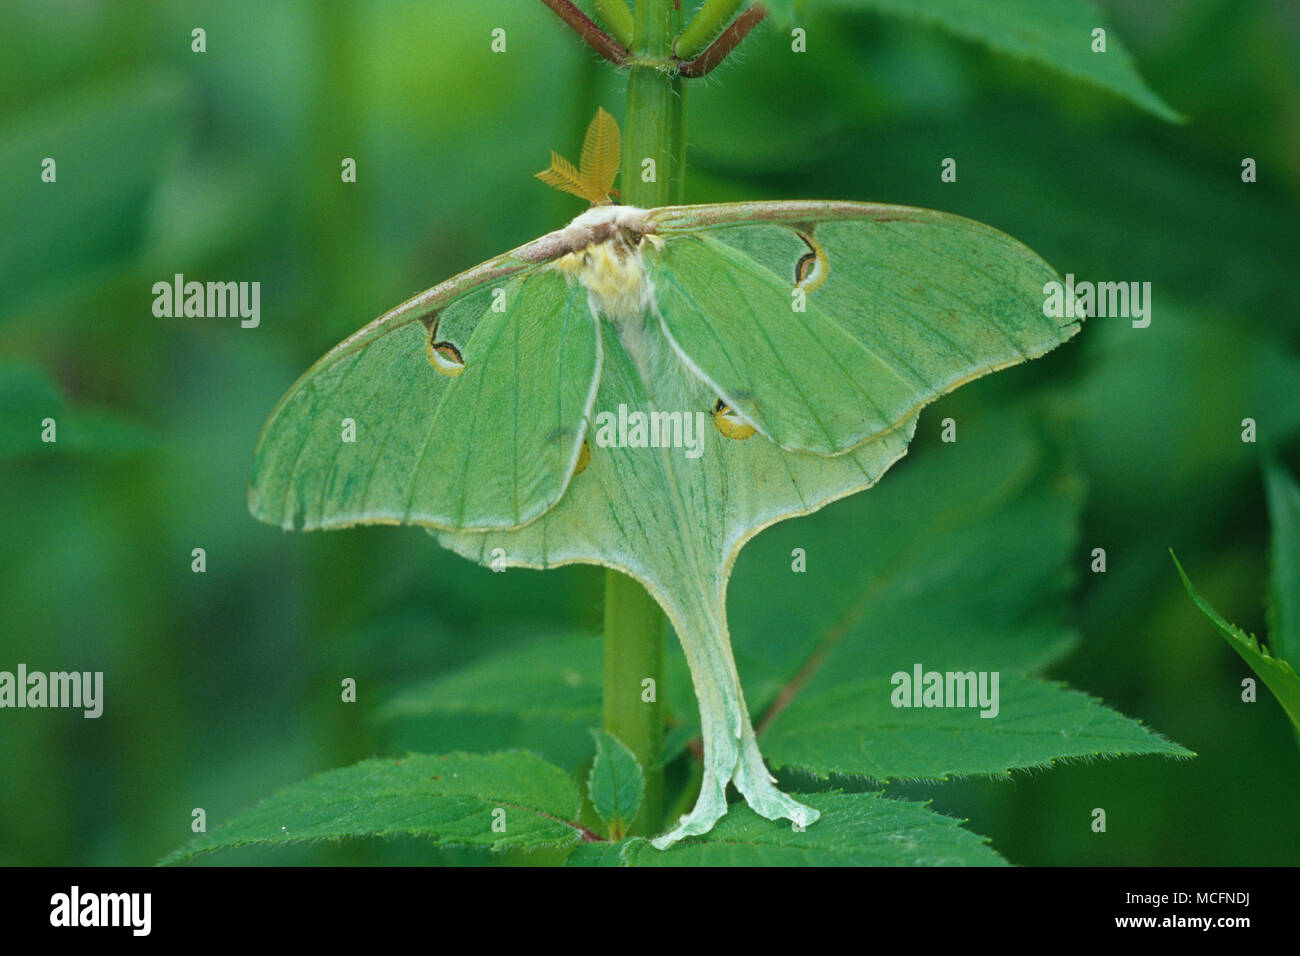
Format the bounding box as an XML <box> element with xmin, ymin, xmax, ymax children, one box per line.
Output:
<box><xmin>645</xmin><ymin>201</ymin><xmax>1079</xmax><ymax>455</ymax></box>
<box><xmin>250</xmin><ymin>255</ymin><xmax>599</xmax><ymax>532</ymax></box>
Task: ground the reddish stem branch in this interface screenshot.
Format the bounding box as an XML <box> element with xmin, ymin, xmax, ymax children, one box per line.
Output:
<box><xmin>677</xmin><ymin>3</ymin><xmax>767</xmax><ymax>78</ymax></box>
<box><xmin>540</xmin><ymin>0</ymin><xmax>628</xmax><ymax>66</ymax></box>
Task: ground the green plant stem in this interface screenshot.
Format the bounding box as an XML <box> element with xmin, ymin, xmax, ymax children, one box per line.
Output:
<box><xmin>622</xmin><ymin>0</ymin><xmax>678</xmax><ymax>210</ymax></box>
<box><xmin>670</xmin><ymin>71</ymin><xmax>687</xmax><ymax>204</ymax></box>
<box><xmin>676</xmin><ymin>0</ymin><xmax>746</xmax><ymax>58</ymax></box>
<box><xmin>600</xmin><ymin>0</ymin><xmax>682</xmax><ymax>839</ymax></box>
<box><xmin>592</xmin><ymin>0</ymin><xmax>635</xmax><ymax>48</ymax></box>
<box><xmin>602</xmin><ymin>569</ymin><xmax>665</xmax><ymax>835</ymax></box>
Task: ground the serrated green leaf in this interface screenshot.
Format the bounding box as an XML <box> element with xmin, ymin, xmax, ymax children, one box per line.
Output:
<box><xmin>1264</xmin><ymin>459</ymin><xmax>1300</xmax><ymax>670</ymax></box>
<box><xmin>1173</xmin><ymin>552</ymin><xmax>1300</xmax><ymax>739</ymax></box>
<box><xmin>569</xmin><ymin>792</ymin><xmax>1004</xmax><ymax>866</ymax></box>
<box><xmin>374</xmin><ymin>634</ymin><xmax>602</xmax><ymax>772</ymax></box>
<box><xmin>587</xmin><ymin>730</ymin><xmax>645</xmax><ymax>838</ymax></box>
<box><xmin>374</xmin><ymin>632</ymin><xmax>699</xmax><ymax>773</ymax></box>
<box><xmin>762</xmin><ymin>675</ymin><xmax>1191</xmax><ymax>781</ymax></box>
<box><xmin>377</xmin><ymin>635</ymin><xmax>602</xmax><ymax>723</ymax></box>
<box><xmin>764</xmin><ymin>0</ymin><xmax>1178</xmax><ymax>121</ymax></box>
<box><xmin>564</xmin><ymin>841</ymin><xmax>631</xmax><ymax>867</ymax></box>
<box><xmin>161</xmin><ymin>752</ymin><xmax>585</xmax><ymax>865</ymax></box>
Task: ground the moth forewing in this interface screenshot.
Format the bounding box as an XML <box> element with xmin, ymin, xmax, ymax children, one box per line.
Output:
<box><xmin>249</xmin><ymin>240</ymin><xmax>601</xmax><ymax>534</ymax></box>
<box><xmin>400</xmin><ymin>268</ymin><xmax>600</xmax><ymax>531</ymax></box>
<box><xmin>643</xmin><ymin>201</ymin><xmax>1079</xmax><ymax>458</ymax></box>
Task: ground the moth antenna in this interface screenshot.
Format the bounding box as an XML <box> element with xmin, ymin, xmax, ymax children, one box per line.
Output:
<box><xmin>535</xmin><ymin>107</ymin><xmax>623</xmax><ymax>206</ymax></box>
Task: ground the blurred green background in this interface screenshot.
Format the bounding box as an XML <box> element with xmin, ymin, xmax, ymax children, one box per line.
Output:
<box><xmin>1</xmin><ymin>0</ymin><xmax>1297</xmax><ymax>866</ymax></box>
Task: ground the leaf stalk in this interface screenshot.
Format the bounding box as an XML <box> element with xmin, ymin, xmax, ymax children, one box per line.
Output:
<box><xmin>678</xmin><ymin>4</ymin><xmax>767</xmax><ymax>78</ymax></box>
<box><xmin>540</xmin><ymin>0</ymin><xmax>629</xmax><ymax>66</ymax></box>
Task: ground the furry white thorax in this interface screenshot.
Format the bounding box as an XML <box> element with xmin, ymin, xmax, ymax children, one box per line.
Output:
<box><xmin>565</xmin><ymin>204</ymin><xmax>650</xmax><ymax>233</ymax></box>
<box><xmin>551</xmin><ymin>206</ymin><xmax>661</xmax><ymax>328</ymax></box>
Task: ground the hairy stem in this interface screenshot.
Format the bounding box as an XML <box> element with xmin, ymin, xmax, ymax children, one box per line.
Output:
<box><xmin>622</xmin><ymin>0</ymin><xmax>678</xmax><ymax>210</ymax></box>
<box><xmin>669</xmin><ymin>76</ymin><xmax>686</xmax><ymax>204</ymax></box>
<box><xmin>541</xmin><ymin>0</ymin><xmax>628</xmax><ymax>66</ymax></box>
<box><xmin>679</xmin><ymin>3</ymin><xmax>767</xmax><ymax>77</ymax></box>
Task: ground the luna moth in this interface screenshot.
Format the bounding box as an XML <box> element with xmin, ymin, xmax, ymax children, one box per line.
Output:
<box><xmin>250</xmin><ymin>109</ymin><xmax>1081</xmax><ymax>849</ymax></box>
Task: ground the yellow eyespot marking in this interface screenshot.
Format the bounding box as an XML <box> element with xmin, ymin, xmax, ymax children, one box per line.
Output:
<box><xmin>712</xmin><ymin>399</ymin><xmax>756</xmax><ymax>440</ymax></box>
<box><xmin>535</xmin><ymin>107</ymin><xmax>621</xmax><ymax>206</ymax></box>
<box><xmin>422</xmin><ymin>317</ymin><xmax>466</xmax><ymax>377</ymax></box>
<box><xmin>794</xmin><ymin>231</ymin><xmax>829</xmax><ymax>293</ymax></box>
<box><xmin>428</xmin><ymin>341</ymin><xmax>465</xmax><ymax>377</ymax></box>
<box><xmin>573</xmin><ymin>439</ymin><xmax>592</xmax><ymax>476</ymax></box>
